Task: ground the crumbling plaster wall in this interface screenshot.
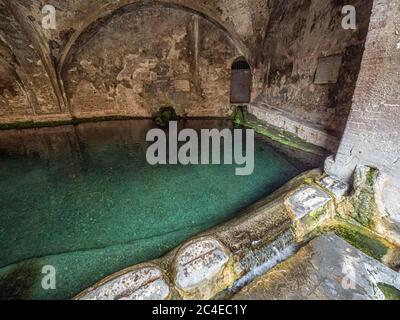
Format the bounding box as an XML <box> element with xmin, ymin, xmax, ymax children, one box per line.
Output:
<box><xmin>0</xmin><ymin>0</ymin><xmax>275</xmax><ymax>122</ymax></box>
<box><xmin>256</xmin><ymin>0</ymin><xmax>373</xmax><ymax>137</ymax></box>
<box><xmin>63</xmin><ymin>7</ymin><xmax>239</xmax><ymax>118</ymax></box>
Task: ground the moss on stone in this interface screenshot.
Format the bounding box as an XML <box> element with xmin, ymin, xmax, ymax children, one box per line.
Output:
<box><xmin>241</xmin><ymin>117</ymin><xmax>327</xmax><ymax>156</ymax></box>
<box><xmin>294</xmin><ymin>203</ymin><xmax>332</xmax><ymax>242</ymax></box>
<box><xmin>377</xmin><ymin>283</ymin><xmax>400</xmax><ymax>300</ymax></box>
<box><xmin>303</xmin><ymin>177</ymin><xmax>316</xmax><ymax>186</ymax></box>
<box><xmin>0</xmin><ymin>120</ymin><xmax>71</xmax><ymax>130</ymax></box>
<box><xmin>73</xmin><ymin>115</ymin><xmax>145</xmax><ymax>124</ymax></box>
<box><xmin>351</xmin><ymin>167</ymin><xmax>379</xmax><ymax>229</ymax></box>
<box><xmin>0</xmin><ymin>121</ymin><xmax>36</xmax><ymax>130</ymax></box>
<box><xmin>231</xmin><ymin>106</ymin><xmax>247</xmax><ymax>127</ymax></box>
<box><xmin>333</xmin><ymin>221</ymin><xmax>389</xmax><ymax>261</ymax></box>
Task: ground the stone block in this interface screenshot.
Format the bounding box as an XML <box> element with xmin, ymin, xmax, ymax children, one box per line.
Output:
<box><xmin>247</xmin><ymin>104</ymin><xmax>339</xmax><ymax>152</ymax></box>
<box><xmin>175</xmin><ymin>80</ymin><xmax>191</xmax><ymax>92</ymax></box>
<box><xmin>319</xmin><ymin>175</ymin><xmax>349</xmax><ymax>199</ymax></box>
<box><xmin>76</xmin><ymin>266</ymin><xmax>170</xmax><ymax>300</ymax></box>
<box><xmin>174</xmin><ymin>238</ymin><xmax>233</xmax><ymax>299</ymax></box>
<box><xmin>286</xmin><ymin>185</ymin><xmax>332</xmax><ymax>220</ymax></box>
<box><xmin>314</xmin><ymin>55</ymin><xmax>343</xmax><ymax>84</ymax></box>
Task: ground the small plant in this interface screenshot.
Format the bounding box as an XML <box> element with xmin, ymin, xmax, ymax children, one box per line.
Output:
<box><xmin>232</xmin><ymin>106</ymin><xmax>246</xmax><ymax>127</ymax></box>
<box><xmin>154</xmin><ymin>106</ymin><xmax>177</xmax><ymax>127</ymax></box>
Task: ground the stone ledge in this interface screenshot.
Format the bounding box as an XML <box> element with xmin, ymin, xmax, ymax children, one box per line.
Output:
<box><xmin>73</xmin><ymin>170</ymin><xmax>337</xmax><ymax>300</ymax></box>
<box><xmin>174</xmin><ymin>238</ymin><xmax>234</xmax><ymax>300</ymax></box>
<box><xmin>247</xmin><ymin>104</ymin><xmax>339</xmax><ymax>152</ymax></box>
<box><xmin>318</xmin><ymin>175</ymin><xmax>350</xmax><ymax>200</ymax></box>
<box><xmin>74</xmin><ymin>264</ymin><xmax>171</xmax><ymax>300</ymax></box>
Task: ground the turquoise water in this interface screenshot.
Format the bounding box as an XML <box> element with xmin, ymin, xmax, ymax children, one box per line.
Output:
<box><xmin>0</xmin><ymin>120</ymin><xmax>308</xmax><ymax>300</ymax></box>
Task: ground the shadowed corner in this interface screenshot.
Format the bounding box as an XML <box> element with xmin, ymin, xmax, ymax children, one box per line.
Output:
<box><xmin>0</xmin><ymin>260</ymin><xmax>41</xmax><ymax>300</ymax></box>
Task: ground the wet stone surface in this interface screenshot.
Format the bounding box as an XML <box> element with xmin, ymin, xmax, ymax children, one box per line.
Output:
<box><xmin>175</xmin><ymin>239</ymin><xmax>229</xmax><ymax>292</ymax></box>
<box><xmin>286</xmin><ymin>185</ymin><xmax>332</xmax><ymax>220</ymax></box>
<box><xmin>78</xmin><ymin>267</ymin><xmax>170</xmax><ymax>300</ymax></box>
<box><xmin>319</xmin><ymin>175</ymin><xmax>349</xmax><ymax>199</ymax></box>
<box><xmin>233</xmin><ymin>233</ymin><xmax>400</xmax><ymax>300</ymax></box>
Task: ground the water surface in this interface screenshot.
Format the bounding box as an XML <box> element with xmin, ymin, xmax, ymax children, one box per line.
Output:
<box><xmin>0</xmin><ymin>120</ymin><xmax>316</xmax><ymax>299</ymax></box>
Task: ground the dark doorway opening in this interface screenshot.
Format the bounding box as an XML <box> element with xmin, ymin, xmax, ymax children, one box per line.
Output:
<box><xmin>230</xmin><ymin>57</ymin><xmax>252</xmax><ymax>104</ymax></box>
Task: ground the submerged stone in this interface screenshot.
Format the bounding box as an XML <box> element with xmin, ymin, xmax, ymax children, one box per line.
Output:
<box><xmin>76</xmin><ymin>266</ymin><xmax>170</xmax><ymax>300</ymax></box>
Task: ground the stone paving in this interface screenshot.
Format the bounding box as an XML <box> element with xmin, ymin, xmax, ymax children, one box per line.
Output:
<box><xmin>233</xmin><ymin>233</ymin><xmax>400</xmax><ymax>300</ymax></box>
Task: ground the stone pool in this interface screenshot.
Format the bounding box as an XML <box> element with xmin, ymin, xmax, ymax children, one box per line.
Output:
<box><xmin>0</xmin><ymin>119</ymin><xmax>321</xmax><ymax>299</ymax></box>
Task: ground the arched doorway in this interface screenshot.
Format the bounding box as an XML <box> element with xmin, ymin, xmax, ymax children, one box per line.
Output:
<box><xmin>230</xmin><ymin>57</ymin><xmax>252</xmax><ymax>104</ymax></box>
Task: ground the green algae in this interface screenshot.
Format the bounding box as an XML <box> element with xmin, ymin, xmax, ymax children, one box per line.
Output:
<box><xmin>232</xmin><ymin>106</ymin><xmax>247</xmax><ymax>127</ymax></box>
<box><xmin>333</xmin><ymin>222</ymin><xmax>389</xmax><ymax>261</ymax></box>
<box><xmin>295</xmin><ymin>203</ymin><xmax>332</xmax><ymax>242</ymax></box>
<box><xmin>377</xmin><ymin>283</ymin><xmax>400</xmax><ymax>300</ymax></box>
<box><xmin>230</xmin><ymin>105</ymin><xmax>326</xmax><ymax>157</ymax></box>
<box><xmin>230</xmin><ymin>105</ymin><xmax>327</xmax><ymax>156</ymax></box>
<box><xmin>241</xmin><ymin>118</ymin><xmax>327</xmax><ymax>156</ymax></box>
<box><xmin>0</xmin><ymin>115</ymin><xmax>231</xmax><ymax>131</ymax></box>
<box><xmin>351</xmin><ymin>168</ymin><xmax>379</xmax><ymax>229</ymax></box>
<box><xmin>0</xmin><ymin>120</ymin><xmax>71</xmax><ymax>130</ymax></box>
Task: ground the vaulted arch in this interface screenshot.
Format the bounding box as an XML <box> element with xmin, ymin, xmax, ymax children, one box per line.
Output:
<box><xmin>0</xmin><ymin>0</ymin><xmax>67</xmax><ymax>119</ymax></box>
<box><xmin>61</xmin><ymin>3</ymin><xmax>247</xmax><ymax>118</ymax></box>
<box><xmin>58</xmin><ymin>0</ymin><xmax>252</xmax><ymax>76</ymax></box>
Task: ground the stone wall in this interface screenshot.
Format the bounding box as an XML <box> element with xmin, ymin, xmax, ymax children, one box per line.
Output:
<box><xmin>63</xmin><ymin>7</ymin><xmax>238</xmax><ymax>118</ymax></box>
<box><xmin>0</xmin><ymin>0</ymin><xmax>275</xmax><ymax>123</ymax></box>
<box><xmin>1</xmin><ymin>0</ymin><xmax>397</xmax><ymax>178</ymax></box>
<box><xmin>0</xmin><ymin>0</ymin><xmax>377</xmax><ymax>139</ymax></box>
<box><xmin>328</xmin><ymin>0</ymin><xmax>400</xmax><ymax>185</ymax></box>
<box><xmin>255</xmin><ymin>0</ymin><xmax>373</xmax><ymax>137</ymax></box>
<box><xmin>326</xmin><ymin>0</ymin><xmax>400</xmax><ymax>240</ymax></box>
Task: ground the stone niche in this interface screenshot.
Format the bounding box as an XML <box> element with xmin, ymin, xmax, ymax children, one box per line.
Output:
<box><xmin>62</xmin><ymin>6</ymin><xmax>240</xmax><ymax>119</ymax></box>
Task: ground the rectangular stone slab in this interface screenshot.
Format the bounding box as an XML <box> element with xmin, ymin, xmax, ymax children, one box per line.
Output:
<box><xmin>286</xmin><ymin>185</ymin><xmax>332</xmax><ymax>220</ymax></box>
<box><xmin>319</xmin><ymin>175</ymin><xmax>349</xmax><ymax>199</ymax></box>
<box><xmin>314</xmin><ymin>55</ymin><xmax>343</xmax><ymax>84</ymax></box>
